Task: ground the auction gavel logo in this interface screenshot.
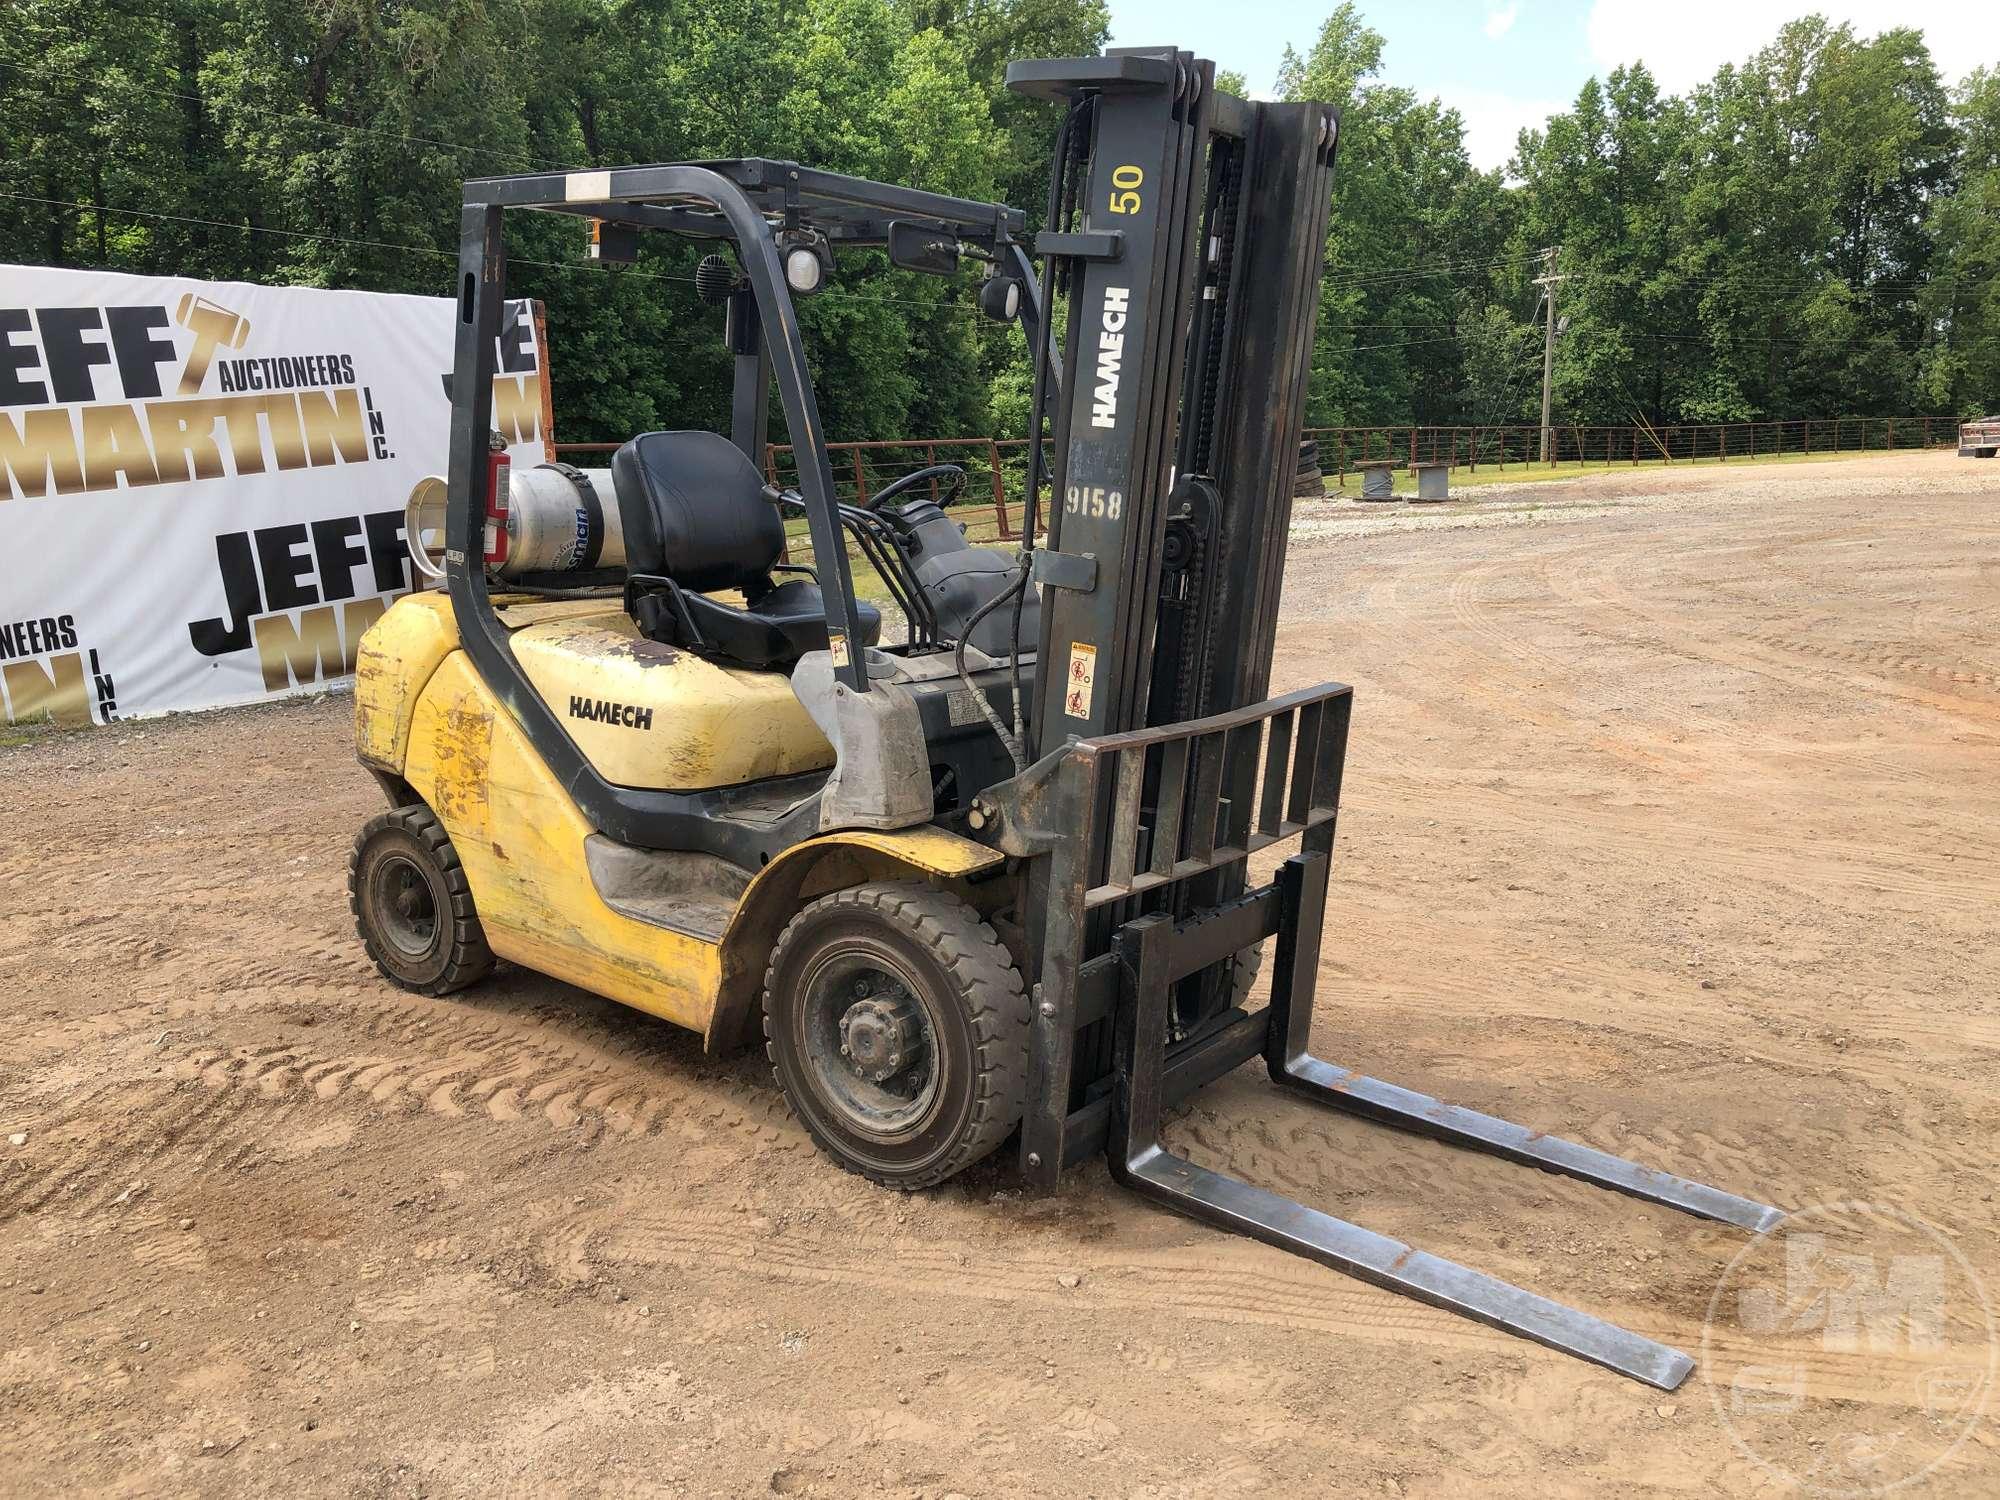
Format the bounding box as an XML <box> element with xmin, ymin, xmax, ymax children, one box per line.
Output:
<box><xmin>173</xmin><ymin>293</ymin><xmax>252</xmax><ymax>395</ymax></box>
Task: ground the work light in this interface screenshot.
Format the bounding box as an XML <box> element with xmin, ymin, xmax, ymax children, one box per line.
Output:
<box><xmin>779</xmin><ymin>231</ymin><xmax>833</xmax><ymax>295</ymax></box>
<box><xmin>979</xmin><ymin>273</ymin><xmax>1021</xmax><ymax>322</ymax></box>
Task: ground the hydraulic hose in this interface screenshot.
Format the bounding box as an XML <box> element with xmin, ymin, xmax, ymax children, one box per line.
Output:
<box><xmin>954</xmin><ymin>559</ymin><xmax>1031</xmax><ymax>775</ymax></box>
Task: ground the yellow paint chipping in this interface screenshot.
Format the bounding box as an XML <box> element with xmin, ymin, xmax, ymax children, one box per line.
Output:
<box><xmin>510</xmin><ymin>609</ymin><xmax>834</xmax><ymax>791</ymax></box>
<box><xmin>353</xmin><ymin>592</ymin><xmax>459</xmax><ymax>773</ymax></box>
<box><xmin>355</xmin><ymin>593</ymin><xmax>1010</xmax><ymax>1049</ymax></box>
<box><xmin>404</xmin><ymin>652</ymin><xmax>720</xmax><ymax>1031</ymax></box>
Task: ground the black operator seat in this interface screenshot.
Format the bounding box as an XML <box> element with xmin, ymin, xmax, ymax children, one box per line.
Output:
<box><xmin>610</xmin><ymin>430</ymin><xmax>880</xmax><ymax>669</ymax></box>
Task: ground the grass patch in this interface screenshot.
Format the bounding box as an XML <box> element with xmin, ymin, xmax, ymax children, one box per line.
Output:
<box><xmin>779</xmin><ymin>514</ymin><xmax>895</xmax><ymax>604</ymax></box>
<box><xmin>0</xmin><ymin>711</ymin><xmax>66</xmax><ymax>749</ymax></box>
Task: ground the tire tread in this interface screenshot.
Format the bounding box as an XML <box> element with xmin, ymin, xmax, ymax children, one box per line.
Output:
<box><xmin>762</xmin><ymin>882</ymin><xmax>1028</xmax><ymax>1191</ymax></box>
<box><xmin>348</xmin><ymin>805</ymin><xmax>494</xmax><ymax>996</ymax></box>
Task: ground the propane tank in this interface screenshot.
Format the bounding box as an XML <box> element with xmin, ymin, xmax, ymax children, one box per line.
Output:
<box><xmin>406</xmin><ymin>463</ymin><xmax>624</xmax><ymax>581</ymax></box>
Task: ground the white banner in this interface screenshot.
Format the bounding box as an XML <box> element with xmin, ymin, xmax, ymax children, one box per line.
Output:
<box><xmin>0</xmin><ymin>264</ymin><xmax>547</xmax><ymax>726</ymax></box>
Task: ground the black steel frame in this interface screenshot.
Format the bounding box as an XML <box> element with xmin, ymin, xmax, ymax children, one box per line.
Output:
<box><xmin>443</xmin><ymin>160</ymin><xmax>1042</xmax><ymax>852</ymax></box>
<box><xmin>1015</xmin><ymin>679</ymin><xmax>1782</xmax><ymax>1388</ymax></box>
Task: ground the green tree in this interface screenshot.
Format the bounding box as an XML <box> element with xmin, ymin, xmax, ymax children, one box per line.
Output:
<box><xmin>1280</xmin><ymin>4</ymin><xmax>1522</xmax><ymax>428</ymax></box>
<box><xmin>2</xmin><ymin>1</ymin><xmax>1985</xmax><ymax>444</ymax></box>
<box><xmin>1919</xmin><ymin>68</ymin><xmax>2000</xmax><ymax>414</ymax></box>
<box><xmin>1514</xmin><ymin>65</ymin><xmax>1708</xmax><ymax>423</ymax></box>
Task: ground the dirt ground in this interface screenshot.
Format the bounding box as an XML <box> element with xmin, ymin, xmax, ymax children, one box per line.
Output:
<box><xmin>2</xmin><ymin>451</ymin><xmax>1997</xmax><ymax>1497</ymax></box>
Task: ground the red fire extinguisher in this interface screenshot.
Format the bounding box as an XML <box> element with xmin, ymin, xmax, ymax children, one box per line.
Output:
<box><xmin>483</xmin><ymin>431</ymin><xmax>511</xmax><ymax>569</ymax></box>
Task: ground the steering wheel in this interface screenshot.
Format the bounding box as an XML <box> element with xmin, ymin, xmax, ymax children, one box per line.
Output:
<box><xmin>861</xmin><ymin>463</ymin><xmax>966</xmax><ymax>511</ymax></box>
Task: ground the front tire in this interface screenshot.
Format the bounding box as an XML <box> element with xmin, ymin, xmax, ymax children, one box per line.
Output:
<box><xmin>763</xmin><ymin>883</ymin><xmax>1028</xmax><ymax>1190</ymax></box>
<box><xmin>349</xmin><ymin>806</ymin><xmax>494</xmax><ymax>995</ymax></box>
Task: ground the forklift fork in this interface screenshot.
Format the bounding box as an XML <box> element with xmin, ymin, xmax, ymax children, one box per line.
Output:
<box><xmin>1020</xmin><ymin>681</ymin><xmax>1784</xmax><ymax>1390</ymax></box>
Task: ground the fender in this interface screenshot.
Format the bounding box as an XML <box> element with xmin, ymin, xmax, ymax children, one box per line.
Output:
<box><xmin>708</xmin><ymin>826</ymin><xmax>1006</xmax><ymax>1053</ymax></box>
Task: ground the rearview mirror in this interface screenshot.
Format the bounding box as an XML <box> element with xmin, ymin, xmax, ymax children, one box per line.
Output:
<box><xmin>887</xmin><ymin>221</ymin><xmax>960</xmax><ymax>277</ymax></box>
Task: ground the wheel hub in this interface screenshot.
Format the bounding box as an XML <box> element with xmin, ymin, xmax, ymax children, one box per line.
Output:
<box><xmin>373</xmin><ymin>854</ymin><xmax>437</xmax><ymax>955</ymax></box>
<box><xmin>838</xmin><ymin>988</ymin><xmax>925</xmax><ymax>1084</ymax></box>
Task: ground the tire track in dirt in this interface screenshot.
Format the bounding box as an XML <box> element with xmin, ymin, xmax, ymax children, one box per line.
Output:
<box><xmin>1737</xmin><ymin>627</ymin><xmax>2000</xmax><ymax>699</ymax></box>
<box><xmin>586</xmin><ymin>1199</ymin><xmax>1963</xmax><ymax>1411</ymax></box>
<box><xmin>1</xmin><ymin>979</ymin><xmax>810</xmax><ymax>1229</ymax></box>
<box><xmin>1164</xmin><ymin>1062</ymin><xmax>1979</xmax><ymax>1241</ymax></box>
<box><xmin>1552</xmin><ymin>537</ymin><xmax>2000</xmax><ymax>749</ymax></box>
<box><xmin>1340</xmin><ymin>534</ymin><xmax>1998</xmax><ymax>913</ymax></box>
<box><xmin>1346</xmin><ymin>523</ymin><xmax>1958</xmax><ymax>814</ymax></box>
<box><xmin>7</xmin><ymin>458</ymin><xmax>2000</xmax><ymax>1497</ymax></box>
<box><xmin>1348</xmin><ymin>777</ymin><xmax>1999</xmax><ymax>920</ymax></box>
<box><xmin>1531</xmin><ymin>541</ymin><xmax>1955</xmax><ymax>787</ymax></box>
<box><xmin>1309</xmin><ymin>912</ymin><xmax>2000</xmax><ymax>1102</ymax></box>
<box><xmin>1351</xmin><ymin>546</ymin><xmax>1584</xmax><ymax>739</ymax></box>
<box><xmin>1306</xmin><ymin>523</ymin><xmax>1992</xmax><ymax>905</ymax></box>
<box><xmin>0</xmin><ymin>1076</ymin><xmax>247</xmax><ymax>1220</ymax></box>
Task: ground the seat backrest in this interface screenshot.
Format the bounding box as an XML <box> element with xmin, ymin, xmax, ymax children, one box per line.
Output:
<box><xmin>611</xmin><ymin>431</ymin><xmax>784</xmax><ymax>593</ymax></box>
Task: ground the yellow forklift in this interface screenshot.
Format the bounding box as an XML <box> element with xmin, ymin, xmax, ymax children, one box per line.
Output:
<box><xmin>350</xmin><ymin>47</ymin><xmax>1782</xmax><ymax>1388</ymax></box>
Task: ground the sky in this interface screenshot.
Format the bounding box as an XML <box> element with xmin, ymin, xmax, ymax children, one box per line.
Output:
<box><xmin>1106</xmin><ymin>1</ymin><xmax>1989</xmax><ymax>172</ymax></box>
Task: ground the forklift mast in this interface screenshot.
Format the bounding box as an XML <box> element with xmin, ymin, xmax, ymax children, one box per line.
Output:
<box><xmin>997</xmin><ymin>50</ymin><xmax>1342</xmax><ymax>1157</ymax></box>
<box><xmin>419</xmin><ymin>54</ymin><xmax>1783</xmax><ymax>1388</ymax></box>
<box><xmin>1008</xmin><ymin>49</ymin><xmax>1336</xmax><ymax>750</ymax></box>
<box><xmin>984</xmin><ymin>50</ymin><xmax>1782</xmax><ymax>1390</ymax></box>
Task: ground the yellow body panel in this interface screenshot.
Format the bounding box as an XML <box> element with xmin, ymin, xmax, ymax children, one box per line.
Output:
<box><xmin>402</xmin><ymin>651</ymin><xmax>721</xmax><ymax>1030</ymax></box>
<box><xmin>354</xmin><ymin>592</ymin><xmax>460</xmax><ymax>774</ymax></box>
<box><xmin>509</xmin><ymin>610</ymin><xmax>833</xmax><ymax>791</ymax></box>
<box><xmin>751</xmin><ymin>825</ymin><xmax>1005</xmax><ymax>889</ymax></box>
<box><xmin>357</xmin><ymin>594</ymin><xmax>1012</xmax><ymax>1050</ymax></box>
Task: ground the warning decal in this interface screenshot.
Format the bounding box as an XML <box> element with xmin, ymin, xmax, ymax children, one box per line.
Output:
<box><xmin>1064</xmin><ymin>641</ymin><xmax>1097</xmax><ymax>720</ymax></box>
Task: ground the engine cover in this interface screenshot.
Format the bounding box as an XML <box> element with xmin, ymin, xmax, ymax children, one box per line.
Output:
<box><xmin>506</xmin><ymin>604</ymin><xmax>834</xmax><ymax>791</ymax></box>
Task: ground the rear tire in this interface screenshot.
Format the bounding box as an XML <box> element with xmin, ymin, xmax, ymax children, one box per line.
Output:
<box><xmin>763</xmin><ymin>883</ymin><xmax>1028</xmax><ymax>1190</ymax></box>
<box><xmin>349</xmin><ymin>807</ymin><xmax>494</xmax><ymax>995</ymax></box>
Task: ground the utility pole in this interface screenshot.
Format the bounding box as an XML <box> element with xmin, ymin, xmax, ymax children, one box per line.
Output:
<box><xmin>1533</xmin><ymin>245</ymin><xmax>1567</xmax><ymax>464</ymax></box>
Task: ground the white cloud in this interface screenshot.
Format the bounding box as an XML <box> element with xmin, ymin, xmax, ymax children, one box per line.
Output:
<box><xmin>1484</xmin><ymin>3</ymin><xmax>1521</xmax><ymax>40</ymax></box>
<box><xmin>1449</xmin><ymin>88</ymin><xmax>1568</xmax><ymax>173</ymax></box>
<box><xmin>1585</xmin><ymin>0</ymin><xmax>1986</xmax><ymax>91</ymax></box>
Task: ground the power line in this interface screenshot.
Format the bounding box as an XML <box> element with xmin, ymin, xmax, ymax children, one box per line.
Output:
<box><xmin>0</xmin><ymin>191</ymin><xmax>1003</xmax><ymax>322</ymax></box>
<box><xmin>1320</xmin><ymin>310</ymin><xmax>1999</xmax><ymax>371</ymax></box>
<box><xmin>1323</xmin><ymin>257</ymin><xmax>1992</xmax><ymax>301</ymax></box>
<box><xmin>0</xmin><ymin>54</ymin><xmax>566</xmax><ymax>174</ymax></box>
<box><xmin>0</xmin><ymin>189</ymin><xmax>679</xmax><ymax>283</ymax></box>
<box><xmin>1340</xmin><ymin>334</ymin><xmax>1481</xmax><ymax>355</ymax></box>
<box><xmin>1565</xmin><ymin>265</ymin><xmax>1979</xmax><ymax>297</ymax></box>
<box><xmin>1325</xmin><ymin>252</ymin><xmax>1544</xmax><ymax>289</ymax></box>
